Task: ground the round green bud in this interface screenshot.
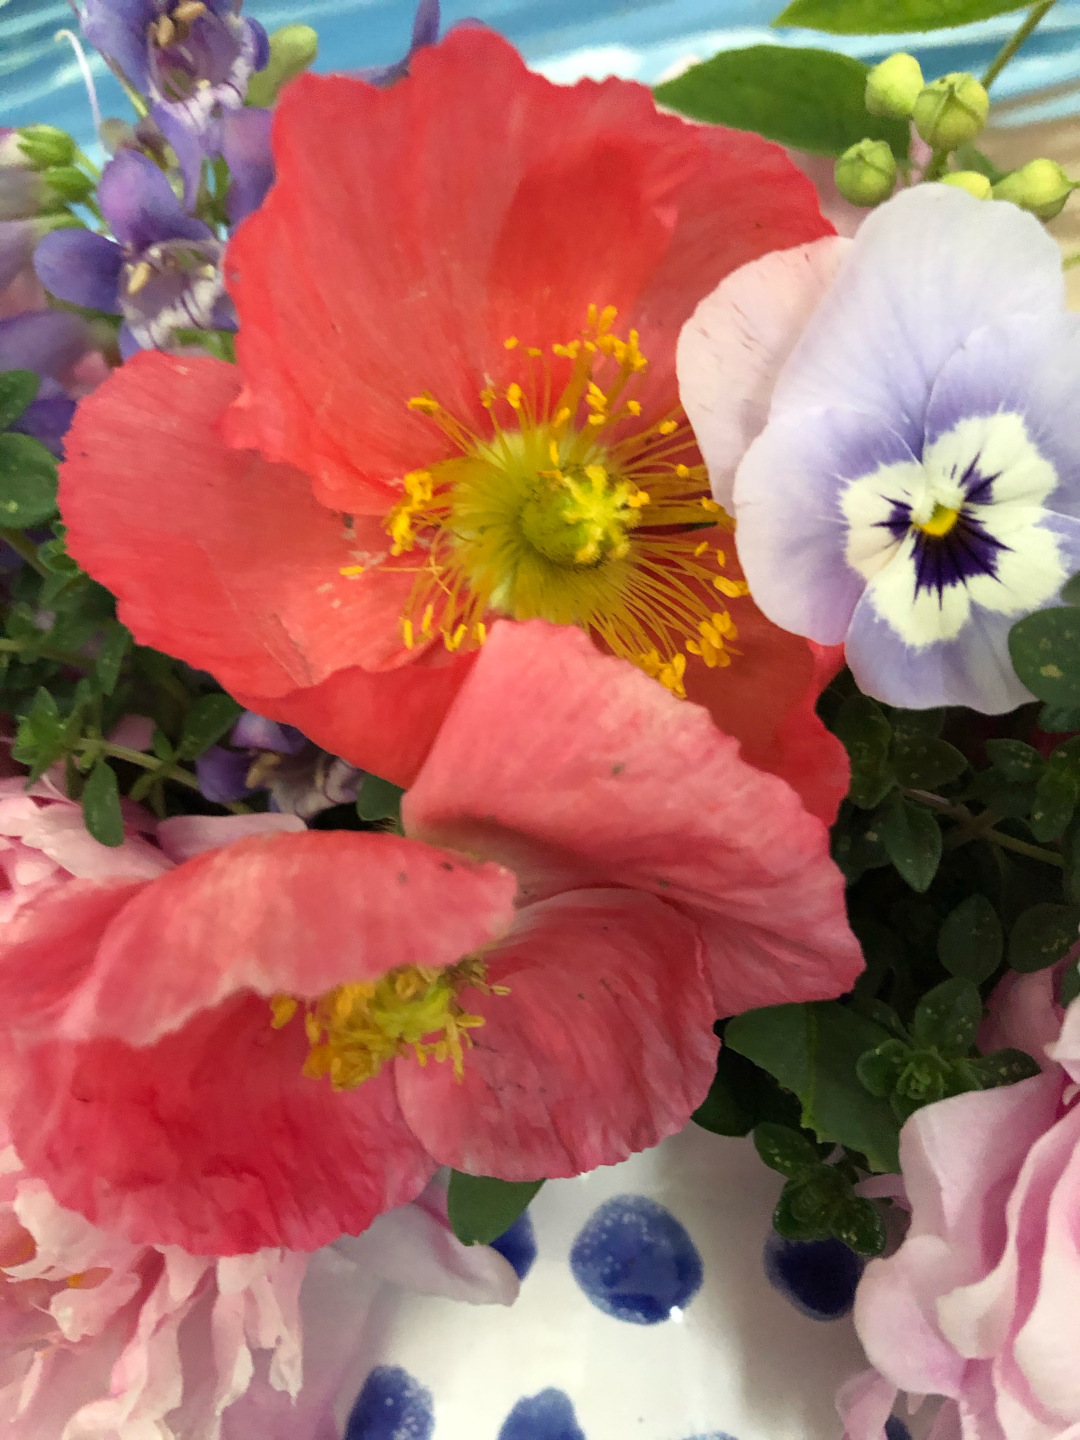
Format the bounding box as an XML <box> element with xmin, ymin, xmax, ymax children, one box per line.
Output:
<box><xmin>938</xmin><ymin>170</ymin><xmax>992</xmax><ymax>200</ymax></box>
<box><xmin>834</xmin><ymin>139</ymin><xmax>898</xmax><ymax>207</ymax></box>
<box><xmin>865</xmin><ymin>52</ymin><xmax>924</xmax><ymax>121</ymax></box>
<box><xmin>992</xmin><ymin>158</ymin><xmax>1075</xmax><ymax>221</ymax></box>
<box><xmin>15</xmin><ymin>125</ymin><xmax>77</xmax><ymax>171</ymax></box>
<box><xmin>912</xmin><ymin>73</ymin><xmax>990</xmax><ymax>151</ymax></box>
<box><xmin>245</xmin><ymin>24</ymin><xmax>319</xmax><ymax>108</ymax></box>
<box><xmin>42</xmin><ymin>165</ymin><xmax>95</xmax><ymax>206</ymax></box>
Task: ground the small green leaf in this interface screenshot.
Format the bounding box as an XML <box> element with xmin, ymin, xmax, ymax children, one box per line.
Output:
<box><xmin>911</xmin><ymin>978</ymin><xmax>983</xmax><ymax>1058</ymax></box>
<box><xmin>654</xmin><ymin>46</ymin><xmax>909</xmax><ymax>158</ymax></box>
<box><xmin>80</xmin><ymin>759</ymin><xmax>124</xmax><ymax>847</ymax></box>
<box><xmin>1030</xmin><ymin>765</ymin><xmax>1080</xmax><ymax>842</ymax></box>
<box><xmin>856</xmin><ymin>1038</ymin><xmax>909</xmax><ymax>1098</ymax></box>
<box><xmin>966</xmin><ymin>1048</ymin><xmax>1042</xmax><ymax>1089</ymax></box>
<box><xmin>833</xmin><ymin>1196</ymin><xmax>886</xmax><ymax>1257</ymax></box>
<box><xmin>1009</xmin><ymin>902</ymin><xmax>1080</xmax><ymax>974</ymax></box>
<box><xmin>358</xmin><ymin>772</ymin><xmax>405</xmax><ymax>823</ymax></box>
<box><xmin>446</xmin><ymin>1173</ymin><xmax>544</xmax><ymax>1246</ymax></box>
<box><xmin>1009</xmin><ymin>608</ymin><xmax>1080</xmax><ymax>707</ymax></box>
<box><xmin>11</xmin><ymin>686</ymin><xmax>66</xmax><ymax>782</ymax></box>
<box><xmin>0</xmin><ymin>432</ymin><xmax>59</xmax><ymax>527</ymax></box>
<box><xmin>151</xmin><ymin>727</ymin><xmax>176</xmax><ymax>762</ymax></box>
<box><xmin>1060</xmin><ymin>570</ymin><xmax>1080</xmax><ymax>607</ymax></box>
<box><xmin>753</xmin><ymin>1122</ymin><xmax>821</xmax><ymax>1178</ymax></box>
<box><xmin>877</xmin><ymin>793</ymin><xmax>942</xmax><ymax>893</ymax></box>
<box><xmin>835</xmin><ymin>695</ymin><xmax>895</xmax><ymax>809</ymax></box>
<box><xmin>0</xmin><ymin>370</ymin><xmax>40</xmax><ymax>431</ymax></box>
<box><xmin>890</xmin><ymin>735</ymin><xmax>967</xmax><ymax>790</ymax></box>
<box><xmin>887</xmin><ymin>707</ymin><xmax>945</xmax><ymax>741</ymax></box>
<box><xmin>1039</xmin><ymin>703</ymin><xmax>1080</xmax><ymax>734</ymax></box>
<box><xmin>692</xmin><ymin>1050</ymin><xmax>754</xmax><ymax>1136</ymax></box>
<box><xmin>985</xmin><ymin>739</ymin><xmax>1044</xmax><ymax>784</ymax></box>
<box><xmin>773</xmin><ymin>1179</ymin><xmax>830</xmax><ymax>1241</ymax></box>
<box><xmin>937</xmin><ymin>894</ymin><xmax>1003</xmax><ymax>983</ymax></box>
<box><xmin>93</xmin><ymin>623</ymin><xmax>131</xmax><ymax>697</ymax></box>
<box><xmin>773</xmin><ymin>0</ymin><xmax>1028</xmax><ymax>35</ymax></box>
<box><xmin>178</xmin><ymin>693</ymin><xmax>243</xmax><ymax>759</ymax></box>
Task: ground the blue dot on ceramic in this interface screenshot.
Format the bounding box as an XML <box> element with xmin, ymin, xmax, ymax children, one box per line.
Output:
<box><xmin>569</xmin><ymin>1193</ymin><xmax>704</xmax><ymax>1324</ymax></box>
<box><xmin>345</xmin><ymin>1365</ymin><xmax>434</xmax><ymax>1440</ymax></box>
<box><xmin>762</xmin><ymin>1232</ymin><xmax>864</xmax><ymax>1322</ymax></box>
<box><xmin>684</xmin><ymin>1433</ymin><xmax>739</xmax><ymax>1439</ymax></box>
<box><xmin>491</xmin><ymin>1210</ymin><xmax>538</xmax><ymax>1280</ymax></box>
<box><xmin>497</xmin><ymin>1388</ymin><xmax>586</xmax><ymax>1440</ymax></box>
<box><xmin>885</xmin><ymin>1418</ymin><xmax>912</xmax><ymax>1440</ymax></box>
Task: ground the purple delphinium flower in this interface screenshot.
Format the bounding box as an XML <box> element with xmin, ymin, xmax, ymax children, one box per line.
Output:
<box><xmin>681</xmin><ymin>185</ymin><xmax>1080</xmax><ymax>714</ymax></box>
<box><xmin>359</xmin><ymin>0</ymin><xmax>440</xmax><ymax>86</ymax></box>
<box><xmin>196</xmin><ymin>711</ymin><xmax>362</xmax><ymax>819</ymax></box>
<box><xmin>82</xmin><ymin>1</ymin><xmax>268</xmax><ymax>204</ymax></box>
<box><xmin>34</xmin><ymin>149</ymin><xmax>232</xmax><ymax>354</ymax></box>
<box><xmin>0</xmin><ymin>309</ymin><xmax>94</xmax><ymax>454</ymax></box>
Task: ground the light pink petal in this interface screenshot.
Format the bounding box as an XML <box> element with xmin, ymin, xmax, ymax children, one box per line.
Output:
<box><xmin>406</xmin><ymin>620</ymin><xmax>862</xmax><ymax>1018</ymax></box>
<box><xmin>1046</xmin><ymin>993</ymin><xmax>1080</xmax><ymax>1084</ymax></box>
<box><xmin>836</xmin><ymin>1367</ymin><xmax>897</xmax><ymax>1440</ymax></box>
<box><xmin>56</xmin><ymin>829</ymin><xmax>518</xmax><ymax>1047</ymax></box>
<box><xmin>396</xmin><ymin>887</ymin><xmax>718</xmax><ymax>1178</ymax></box>
<box><xmin>677</xmin><ymin>236</ymin><xmax>850</xmax><ymax>509</ymax></box>
<box><xmin>13</xmin><ymin>805</ymin><xmax>170</xmax><ymax>882</ymax></box>
<box><xmin>155</xmin><ymin>812</ymin><xmax>306</xmax><ymax>864</ymax></box>
<box><xmin>344</xmin><ymin>1203</ymin><xmax>519</xmax><ymax>1306</ymax></box>
<box><xmin>855</xmin><ymin>1235</ymin><xmax>967</xmax><ymax>1397</ymax></box>
<box><xmin>980</xmin><ymin>968</ymin><xmax>1064</xmax><ymax>1073</ymax></box>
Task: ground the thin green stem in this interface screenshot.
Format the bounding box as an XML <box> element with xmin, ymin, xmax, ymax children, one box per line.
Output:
<box><xmin>77</xmin><ymin>739</ymin><xmax>250</xmax><ymax>815</ymax></box>
<box><xmin>1064</xmin><ymin>249</ymin><xmax>1080</xmax><ymax>269</ymax></box>
<box><xmin>904</xmin><ymin>788</ymin><xmax>1065</xmax><ymax>868</ymax></box>
<box><xmin>0</xmin><ymin>529</ymin><xmax>48</xmax><ymax>577</ymax></box>
<box><xmin>0</xmin><ymin>636</ymin><xmax>90</xmax><ymax>668</ymax></box>
<box><xmin>922</xmin><ymin>148</ymin><xmax>951</xmax><ymax>182</ymax></box>
<box><xmin>981</xmin><ymin>1</ymin><xmax>1059</xmax><ymax>91</ymax></box>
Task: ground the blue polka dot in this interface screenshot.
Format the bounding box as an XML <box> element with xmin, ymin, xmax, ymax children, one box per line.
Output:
<box><xmin>345</xmin><ymin>1365</ymin><xmax>434</xmax><ymax>1440</ymax></box>
<box><xmin>684</xmin><ymin>1433</ymin><xmax>739</xmax><ymax>1439</ymax></box>
<box><xmin>885</xmin><ymin>1418</ymin><xmax>912</xmax><ymax>1440</ymax></box>
<box><xmin>569</xmin><ymin>1194</ymin><xmax>703</xmax><ymax>1324</ymax></box>
<box><xmin>762</xmin><ymin>1233</ymin><xmax>864</xmax><ymax>1321</ymax></box>
<box><xmin>497</xmin><ymin>1388</ymin><xmax>586</xmax><ymax>1440</ymax></box>
<box><xmin>491</xmin><ymin>1210</ymin><xmax>538</xmax><ymax>1280</ymax></box>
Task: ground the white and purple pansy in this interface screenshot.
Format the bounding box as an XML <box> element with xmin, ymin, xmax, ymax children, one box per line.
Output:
<box><xmin>678</xmin><ymin>185</ymin><xmax>1080</xmax><ymax>713</ymax></box>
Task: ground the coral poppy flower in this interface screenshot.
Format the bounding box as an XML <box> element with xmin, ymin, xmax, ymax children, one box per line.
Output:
<box><xmin>58</xmin><ymin>27</ymin><xmax>848</xmax><ymax>823</ymax></box>
<box><xmin>0</xmin><ymin>622</ymin><xmax>860</xmax><ymax>1256</ymax></box>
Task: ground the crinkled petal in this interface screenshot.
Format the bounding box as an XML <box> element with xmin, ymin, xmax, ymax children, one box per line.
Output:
<box><xmin>678</xmin><ymin>236</ymin><xmax>851</xmax><ymax>509</ymax></box>
<box><xmin>405</xmin><ymin>620</ymin><xmax>862</xmax><ymax>1017</ymax></box>
<box><xmin>396</xmin><ymin>887</ymin><xmax>718</xmax><ymax>1177</ymax></box>
<box><xmin>32</xmin><ymin>230</ymin><xmax>123</xmax><ymax>314</ymax></box>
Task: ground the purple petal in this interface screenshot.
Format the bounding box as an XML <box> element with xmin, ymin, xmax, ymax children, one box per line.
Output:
<box><xmin>0</xmin><ymin>219</ymin><xmax>36</xmax><ymax>292</ymax></box>
<box><xmin>194</xmin><ymin>746</ymin><xmax>254</xmax><ymax>804</ymax></box>
<box><xmin>11</xmin><ymin>395</ymin><xmax>77</xmax><ymax>456</ymax></box>
<box><xmin>98</xmin><ymin>150</ymin><xmax>209</xmax><ymax>251</ymax></box>
<box><xmin>149</xmin><ymin>104</ymin><xmax>207</xmax><ymax>211</ymax></box>
<box><xmin>33</xmin><ymin>229</ymin><xmax>124</xmax><ymax>314</ymax></box>
<box><xmin>221</xmin><ymin>106</ymin><xmax>274</xmax><ymax>223</ymax></box>
<box><xmin>117</xmin><ymin>322</ymin><xmax>141</xmax><ymax>360</ymax></box>
<box><xmin>411</xmin><ymin>0</ymin><xmax>441</xmax><ymax>50</ymax></box>
<box><xmin>231</xmin><ymin>711</ymin><xmax>308</xmax><ymax>755</ymax></box>
<box><xmin>118</xmin><ymin>234</ymin><xmax>226</xmax><ymax>349</ymax></box>
<box><xmin>0</xmin><ymin>309</ymin><xmax>93</xmax><ymax>377</ymax></box>
<box><xmin>81</xmin><ymin>0</ymin><xmax>155</xmax><ymax>93</ymax></box>
<box><xmin>248</xmin><ymin>18</ymin><xmax>270</xmax><ymax>73</ymax></box>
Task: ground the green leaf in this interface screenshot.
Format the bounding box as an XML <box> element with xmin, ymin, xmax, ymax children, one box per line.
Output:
<box><xmin>1009</xmin><ymin>608</ymin><xmax>1080</xmax><ymax>708</ymax></box>
<box><xmin>1039</xmin><ymin>703</ymin><xmax>1080</xmax><ymax>734</ymax></box>
<box><xmin>0</xmin><ymin>432</ymin><xmax>59</xmax><ymax>527</ymax></box>
<box><xmin>965</xmin><ymin>1048</ymin><xmax>1042</xmax><ymax>1089</ymax></box>
<box><xmin>890</xmin><ymin>735</ymin><xmax>967</xmax><ymax>790</ymax></box>
<box><xmin>773</xmin><ymin>0</ymin><xmax>1028</xmax><ymax>35</ymax></box>
<box><xmin>93</xmin><ymin>623</ymin><xmax>131</xmax><ymax>697</ymax></box>
<box><xmin>911</xmin><ymin>978</ymin><xmax>983</xmax><ymax>1058</ymax></box>
<box><xmin>855</xmin><ymin>1038</ymin><xmax>909</xmax><ymax>1098</ymax></box>
<box><xmin>726</xmin><ymin>1002</ymin><xmax>901</xmax><ymax>1172</ymax></box>
<box><xmin>985</xmin><ymin>739</ymin><xmax>1044</xmax><ymax>784</ymax></box>
<box><xmin>446</xmin><ymin>1173</ymin><xmax>544</xmax><ymax>1246</ymax></box>
<box><xmin>1009</xmin><ymin>902</ymin><xmax>1080</xmax><ymax>973</ymax></box>
<box><xmin>877</xmin><ymin>793</ymin><xmax>942</xmax><ymax>893</ymax></box>
<box><xmin>887</xmin><ymin>707</ymin><xmax>944</xmax><ymax>741</ymax></box>
<box><xmin>177</xmin><ymin>693</ymin><xmax>243</xmax><ymax>759</ymax></box>
<box><xmin>937</xmin><ymin>893</ymin><xmax>1003</xmax><ymax>983</ymax></box>
<box><xmin>835</xmin><ymin>695</ymin><xmax>895</xmax><ymax>809</ymax></box>
<box><xmin>1059</xmin><ymin>570</ymin><xmax>1080</xmax><ymax>607</ymax></box>
<box><xmin>1030</xmin><ymin>764</ymin><xmax>1080</xmax><ymax>842</ymax></box>
<box><xmin>773</xmin><ymin>1178</ymin><xmax>830</xmax><ymax>1241</ymax></box>
<box><xmin>753</xmin><ymin>1122</ymin><xmax>821</xmax><ymax>1178</ymax></box>
<box><xmin>11</xmin><ymin>686</ymin><xmax>66</xmax><ymax>782</ymax></box>
<box><xmin>80</xmin><ymin>759</ymin><xmax>124</xmax><ymax>847</ymax></box>
<box><xmin>653</xmin><ymin>46</ymin><xmax>909</xmax><ymax>159</ymax></box>
<box><xmin>358</xmin><ymin>772</ymin><xmax>405</xmax><ymax>823</ymax></box>
<box><xmin>833</xmin><ymin>1196</ymin><xmax>886</xmax><ymax>1257</ymax></box>
<box><xmin>0</xmin><ymin>370</ymin><xmax>40</xmax><ymax>431</ymax></box>
<box><xmin>692</xmin><ymin>1050</ymin><xmax>754</xmax><ymax>1136</ymax></box>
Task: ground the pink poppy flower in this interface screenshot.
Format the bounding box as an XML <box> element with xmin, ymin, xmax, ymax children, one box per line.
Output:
<box><xmin>0</xmin><ymin>621</ymin><xmax>861</xmax><ymax>1257</ymax></box>
<box><xmin>841</xmin><ymin>962</ymin><xmax>1080</xmax><ymax>1440</ymax></box>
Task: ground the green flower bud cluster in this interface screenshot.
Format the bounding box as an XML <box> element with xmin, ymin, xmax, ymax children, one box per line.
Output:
<box><xmin>834</xmin><ymin>138</ymin><xmax>897</xmax><ymax>208</ymax></box>
<box><xmin>246</xmin><ymin>25</ymin><xmax>319</xmax><ymax>108</ymax></box>
<box><xmin>993</xmin><ymin>158</ymin><xmax>1076</xmax><ymax>220</ymax></box>
<box><xmin>913</xmin><ymin>72</ymin><xmax>990</xmax><ymax>151</ymax></box>
<box><xmin>8</xmin><ymin>125</ymin><xmax>78</xmax><ymax>171</ymax></box>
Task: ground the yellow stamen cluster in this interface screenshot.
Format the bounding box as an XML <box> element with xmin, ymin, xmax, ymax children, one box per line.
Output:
<box><xmin>270</xmin><ymin>959</ymin><xmax>507</xmax><ymax>1092</ymax></box>
<box><xmin>916</xmin><ymin>503</ymin><xmax>961</xmax><ymax>538</ymax></box>
<box><xmin>359</xmin><ymin>304</ymin><xmax>748</xmax><ymax>698</ymax></box>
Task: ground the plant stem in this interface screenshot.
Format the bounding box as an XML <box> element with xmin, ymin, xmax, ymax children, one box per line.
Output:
<box><xmin>0</xmin><ymin>636</ymin><xmax>90</xmax><ymax>668</ymax></box>
<box><xmin>0</xmin><ymin>528</ymin><xmax>48</xmax><ymax>577</ymax></box>
<box><xmin>904</xmin><ymin>788</ymin><xmax>1065</xmax><ymax>868</ymax></box>
<box><xmin>923</xmin><ymin>148</ymin><xmax>951</xmax><ymax>182</ymax></box>
<box><xmin>981</xmin><ymin>1</ymin><xmax>1059</xmax><ymax>90</ymax></box>
<box><xmin>76</xmin><ymin>739</ymin><xmax>250</xmax><ymax>815</ymax></box>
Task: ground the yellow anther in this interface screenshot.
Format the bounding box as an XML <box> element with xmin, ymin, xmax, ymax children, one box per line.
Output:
<box><xmin>506</xmin><ymin>383</ymin><xmax>523</xmax><ymax>410</ymax></box>
<box><xmin>627</xmin><ymin>490</ymin><xmax>650</xmax><ymax>509</ymax></box>
<box><xmin>627</xmin><ymin>400</ymin><xmax>642</xmax><ymax>416</ymax></box>
<box><xmin>480</xmin><ymin>387</ymin><xmax>495</xmax><ymax>409</ymax></box>
<box><xmin>408</xmin><ymin>394</ymin><xmax>440</xmax><ymax>414</ymax></box>
<box><xmin>700</xmin><ymin>498</ymin><xmax>721</xmax><ymax>513</ymax></box>
<box><xmin>421</xmin><ymin>604</ymin><xmax>436</xmax><ymax>635</ymax></box>
<box><xmin>675</xmin><ymin>464</ymin><xmax>690</xmax><ymax>479</ymax></box>
<box><xmin>270</xmin><ymin>995</ymin><xmax>299</xmax><ymax>1029</ymax></box>
<box><xmin>714</xmin><ymin>576</ymin><xmax>750</xmax><ymax>598</ymax></box>
<box><xmin>340</xmin><ymin>564</ymin><xmax>365</xmax><ymax>577</ymax></box>
<box><xmin>554</xmin><ymin>407</ymin><xmax>572</xmax><ymax>426</ymax></box>
<box><xmin>475</xmin><ymin>622</ymin><xmax>487</xmax><ymax>644</ymax></box>
<box><xmin>657</xmin><ymin>420</ymin><xmax>679</xmax><ymax>436</ymax></box>
<box><xmin>446</xmin><ymin>623</ymin><xmax>468</xmax><ymax>651</ymax></box>
<box><xmin>527</xmin><ymin>346</ymin><xmax>542</xmax><ymax>357</ymax></box>
<box><xmin>173</xmin><ymin>0</ymin><xmax>208</xmax><ymax>20</ymax></box>
<box><xmin>598</xmin><ymin>304</ymin><xmax>618</xmax><ymax>332</ymax></box>
<box><xmin>715</xmin><ymin>549</ymin><xmax>725</xmax><ymax>567</ymax></box>
<box><xmin>504</xmin><ymin>336</ymin><xmax>519</xmax><ymax>350</ymax></box>
<box><xmin>126</xmin><ymin>260</ymin><xmax>152</xmax><ymax>295</ymax></box>
<box><xmin>549</xmin><ymin>440</ymin><xmax>561</xmax><ymax>467</ymax></box>
<box><xmin>584</xmin><ymin>464</ymin><xmax>607</xmax><ymax>486</ymax></box>
<box><xmin>693</xmin><ymin>541</ymin><xmax>709</xmax><ymax>558</ymax></box>
<box><xmin>403</xmin><ymin>618</ymin><xmax>415</xmax><ymax>648</ymax></box>
<box><xmin>588</xmin><ymin>413</ymin><xmax>607</xmax><ymax>426</ymax></box>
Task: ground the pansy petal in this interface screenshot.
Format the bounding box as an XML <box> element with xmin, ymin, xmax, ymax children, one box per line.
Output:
<box><xmin>98</xmin><ymin>149</ymin><xmax>211</xmax><ymax>250</ymax></box>
<box><xmin>222</xmin><ymin>106</ymin><xmax>275</xmax><ymax>224</ymax></box>
<box><xmin>81</xmin><ymin>0</ymin><xmax>153</xmax><ymax>92</ymax></box>
<box><xmin>768</xmin><ymin>187</ymin><xmax>1064</xmax><ymax>451</ymax></box>
<box><xmin>0</xmin><ymin>308</ymin><xmax>94</xmax><ymax>377</ymax></box>
<box><xmin>4</xmin><ymin>994</ymin><xmax>437</xmax><ymax>1252</ymax></box>
<box><xmin>405</xmin><ymin>620</ymin><xmax>862</xmax><ymax>1016</ymax></box>
<box><xmin>678</xmin><ymin>236</ymin><xmax>851</xmax><ymax>509</ymax></box>
<box><xmin>54</xmin><ymin>830</ymin><xmax>517</xmax><ymax>1046</ymax></box>
<box><xmin>395</xmin><ymin>888</ymin><xmax>718</xmax><ymax>1178</ymax></box>
<box><xmin>33</xmin><ymin>229</ymin><xmax>123</xmax><ymax>314</ymax></box>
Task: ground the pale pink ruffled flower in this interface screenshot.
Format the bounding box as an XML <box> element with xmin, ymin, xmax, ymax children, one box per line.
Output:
<box><xmin>840</xmin><ymin>964</ymin><xmax>1080</xmax><ymax>1440</ymax></box>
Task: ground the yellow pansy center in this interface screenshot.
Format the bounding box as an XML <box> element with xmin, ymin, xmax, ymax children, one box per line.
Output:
<box><xmin>916</xmin><ymin>502</ymin><xmax>961</xmax><ymax>538</ymax></box>
<box><xmin>271</xmin><ymin>959</ymin><xmax>506</xmax><ymax>1092</ymax></box>
<box><xmin>342</xmin><ymin>305</ymin><xmax>748</xmax><ymax>698</ymax></box>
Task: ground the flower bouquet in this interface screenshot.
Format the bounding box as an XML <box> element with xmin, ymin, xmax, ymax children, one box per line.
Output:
<box><xmin>2</xmin><ymin>0</ymin><xmax>1080</xmax><ymax>1435</ymax></box>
